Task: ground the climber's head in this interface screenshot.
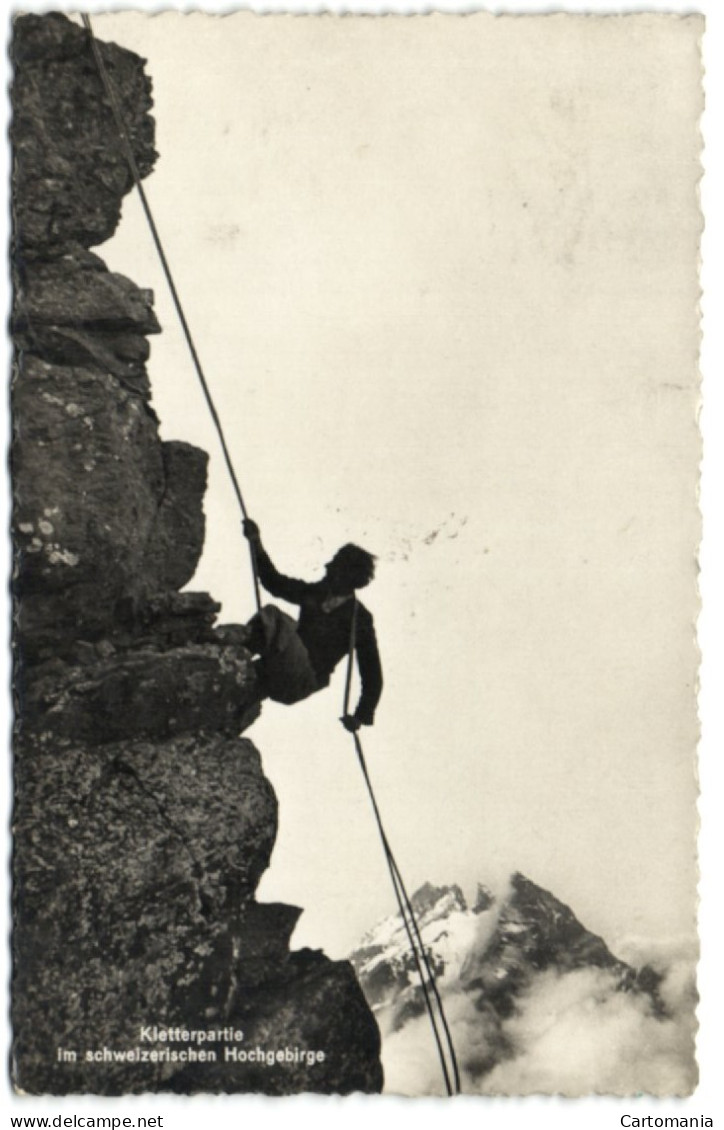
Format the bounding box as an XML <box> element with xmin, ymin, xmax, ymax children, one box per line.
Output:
<box><xmin>325</xmin><ymin>544</ymin><xmax>376</xmax><ymax>594</ymax></box>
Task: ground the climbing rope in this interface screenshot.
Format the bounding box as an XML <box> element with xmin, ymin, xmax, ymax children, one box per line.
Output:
<box><xmin>343</xmin><ymin>601</ymin><xmax>461</xmax><ymax>1096</ymax></box>
<box><xmin>85</xmin><ymin>18</ymin><xmax>459</xmax><ymax>1088</ymax></box>
<box><xmin>81</xmin><ymin>14</ymin><xmax>261</xmax><ymax>612</ymax></box>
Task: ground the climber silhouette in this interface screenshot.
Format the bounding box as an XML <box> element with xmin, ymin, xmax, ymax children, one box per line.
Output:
<box><xmin>242</xmin><ymin>519</ymin><xmax>383</xmax><ymax>732</ymax></box>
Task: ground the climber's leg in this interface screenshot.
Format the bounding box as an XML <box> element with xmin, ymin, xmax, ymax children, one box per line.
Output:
<box><xmin>247</xmin><ymin>605</ymin><xmax>319</xmax><ymax>706</ymax></box>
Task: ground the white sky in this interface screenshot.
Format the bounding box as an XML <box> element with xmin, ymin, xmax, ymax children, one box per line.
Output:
<box><xmin>86</xmin><ymin>10</ymin><xmax>704</xmax><ymax>960</ymax></box>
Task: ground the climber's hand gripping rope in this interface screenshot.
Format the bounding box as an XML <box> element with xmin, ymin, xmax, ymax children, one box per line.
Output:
<box><xmin>242</xmin><ymin>518</ymin><xmax>262</xmax><ymax>544</ymax></box>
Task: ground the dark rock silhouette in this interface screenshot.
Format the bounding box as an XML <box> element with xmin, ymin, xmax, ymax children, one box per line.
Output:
<box><xmin>11</xmin><ymin>13</ymin><xmax>382</xmax><ymax>1096</ymax></box>
<box><xmin>11</xmin><ymin>13</ymin><xmax>156</xmax><ymax>253</ymax></box>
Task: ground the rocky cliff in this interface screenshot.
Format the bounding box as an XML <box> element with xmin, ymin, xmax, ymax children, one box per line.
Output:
<box><xmin>11</xmin><ymin>13</ymin><xmax>382</xmax><ymax>1096</ymax></box>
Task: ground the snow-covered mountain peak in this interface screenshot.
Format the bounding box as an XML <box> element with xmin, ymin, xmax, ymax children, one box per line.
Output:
<box><xmin>347</xmin><ymin>873</ymin><xmax>694</xmax><ymax>1095</ymax></box>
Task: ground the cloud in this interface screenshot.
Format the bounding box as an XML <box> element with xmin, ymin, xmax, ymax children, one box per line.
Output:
<box><xmin>381</xmin><ymin>991</ymin><xmax>499</xmax><ymax>1098</ymax></box>
<box><xmin>379</xmin><ymin>941</ymin><xmax>697</xmax><ymax>1097</ymax></box>
<box><xmin>480</xmin><ymin>963</ymin><xmax>697</xmax><ymax>1097</ymax></box>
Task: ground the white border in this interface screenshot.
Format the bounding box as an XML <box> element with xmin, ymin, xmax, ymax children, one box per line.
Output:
<box><xmin>2</xmin><ymin>4</ymin><xmax>720</xmax><ymax>1129</ymax></box>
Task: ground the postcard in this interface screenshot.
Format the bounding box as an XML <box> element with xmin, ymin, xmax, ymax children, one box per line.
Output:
<box><xmin>10</xmin><ymin>9</ymin><xmax>703</xmax><ymax>1097</ymax></box>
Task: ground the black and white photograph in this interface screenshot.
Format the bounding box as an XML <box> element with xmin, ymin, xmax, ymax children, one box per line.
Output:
<box><xmin>5</xmin><ymin>0</ymin><xmax>720</xmax><ymax>1121</ymax></box>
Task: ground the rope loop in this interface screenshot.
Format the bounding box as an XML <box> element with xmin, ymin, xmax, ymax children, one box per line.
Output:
<box><xmin>343</xmin><ymin>612</ymin><xmax>461</xmax><ymax>1096</ymax></box>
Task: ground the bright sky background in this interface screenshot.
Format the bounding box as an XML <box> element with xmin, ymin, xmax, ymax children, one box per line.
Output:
<box><xmin>84</xmin><ymin>10</ymin><xmax>703</xmax><ymax>961</ymax></box>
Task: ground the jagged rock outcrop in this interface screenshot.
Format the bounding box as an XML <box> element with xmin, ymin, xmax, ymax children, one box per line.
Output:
<box><xmin>12</xmin><ymin>13</ymin><xmax>155</xmax><ymax>253</ymax></box>
<box><xmin>11</xmin><ymin>13</ymin><xmax>382</xmax><ymax>1096</ymax></box>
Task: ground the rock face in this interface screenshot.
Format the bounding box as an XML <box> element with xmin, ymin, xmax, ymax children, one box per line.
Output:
<box><xmin>11</xmin><ymin>13</ymin><xmax>382</xmax><ymax>1096</ymax></box>
<box><xmin>12</xmin><ymin>12</ymin><xmax>155</xmax><ymax>253</ymax></box>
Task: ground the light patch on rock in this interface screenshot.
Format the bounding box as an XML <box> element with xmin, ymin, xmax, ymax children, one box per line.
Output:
<box><xmin>46</xmin><ymin>546</ymin><xmax>80</xmax><ymax>567</ymax></box>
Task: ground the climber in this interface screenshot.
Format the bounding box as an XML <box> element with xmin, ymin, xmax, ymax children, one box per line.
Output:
<box><xmin>242</xmin><ymin>519</ymin><xmax>382</xmax><ymax>732</ymax></box>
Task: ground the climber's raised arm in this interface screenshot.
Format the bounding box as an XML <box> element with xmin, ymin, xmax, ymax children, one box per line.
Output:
<box><xmin>243</xmin><ymin>518</ymin><xmax>307</xmax><ymax>605</ymax></box>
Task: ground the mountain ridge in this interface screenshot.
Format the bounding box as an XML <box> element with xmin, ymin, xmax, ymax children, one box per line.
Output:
<box><xmin>349</xmin><ymin>872</ymin><xmax>686</xmax><ymax>1093</ymax></box>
